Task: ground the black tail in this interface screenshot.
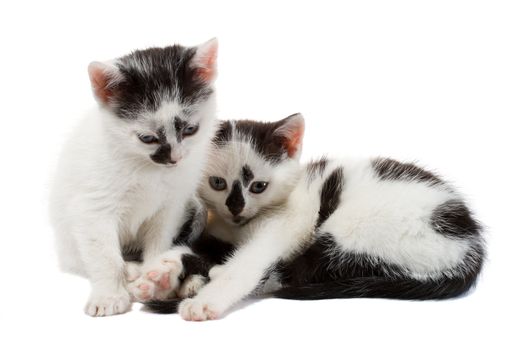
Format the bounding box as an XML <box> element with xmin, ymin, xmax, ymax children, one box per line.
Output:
<box><xmin>273</xmin><ymin>276</ymin><xmax>478</xmax><ymax>301</ymax></box>
<box><xmin>144</xmin><ymin>299</ymin><xmax>182</xmax><ymax>314</ymax></box>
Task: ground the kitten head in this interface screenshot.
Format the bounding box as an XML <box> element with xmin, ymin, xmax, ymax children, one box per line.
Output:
<box><xmin>88</xmin><ymin>39</ymin><xmax>218</xmax><ymax>167</ymax></box>
<box><xmin>201</xmin><ymin>113</ymin><xmax>304</xmax><ymax>226</ymax></box>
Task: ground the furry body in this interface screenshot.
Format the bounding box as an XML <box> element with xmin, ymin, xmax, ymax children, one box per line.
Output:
<box><xmin>50</xmin><ymin>40</ymin><xmax>218</xmax><ymax>316</ymax></box>
<box><xmin>140</xmin><ymin>115</ymin><xmax>484</xmax><ymax>320</ymax></box>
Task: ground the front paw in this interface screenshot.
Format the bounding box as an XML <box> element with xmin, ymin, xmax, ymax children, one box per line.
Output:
<box><xmin>178</xmin><ymin>298</ymin><xmax>220</xmax><ymax>321</ymax></box>
<box><xmin>128</xmin><ymin>254</ymin><xmax>183</xmax><ymax>301</ymax></box>
<box><xmin>178</xmin><ymin>275</ymin><xmax>207</xmax><ymax>298</ymax></box>
<box><xmin>208</xmin><ymin>265</ymin><xmax>225</xmax><ymax>280</ymax></box>
<box><xmin>85</xmin><ymin>290</ymin><xmax>131</xmax><ymax>317</ymax></box>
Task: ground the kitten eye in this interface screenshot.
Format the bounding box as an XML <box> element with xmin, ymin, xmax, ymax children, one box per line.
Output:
<box><xmin>249</xmin><ymin>181</ymin><xmax>268</xmax><ymax>194</ymax></box>
<box><xmin>182</xmin><ymin>124</ymin><xmax>199</xmax><ymax>137</ymax></box>
<box><xmin>138</xmin><ymin>134</ymin><xmax>158</xmax><ymax>144</ymax></box>
<box><xmin>209</xmin><ymin>176</ymin><xmax>227</xmax><ymax>191</ymax></box>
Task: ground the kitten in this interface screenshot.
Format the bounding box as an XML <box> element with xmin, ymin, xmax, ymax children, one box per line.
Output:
<box><xmin>49</xmin><ymin>39</ymin><xmax>219</xmax><ymax>316</ymax></box>
<box><xmin>133</xmin><ymin>113</ymin><xmax>485</xmax><ymax>320</ymax></box>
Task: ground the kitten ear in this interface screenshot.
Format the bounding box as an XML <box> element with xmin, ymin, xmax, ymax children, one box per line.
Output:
<box><xmin>87</xmin><ymin>61</ymin><xmax>124</xmax><ymax>105</ymax></box>
<box><xmin>190</xmin><ymin>38</ymin><xmax>218</xmax><ymax>83</ymax></box>
<box><xmin>273</xmin><ymin>113</ymin><xmax>305</xmax><ymax>159</ymax></box>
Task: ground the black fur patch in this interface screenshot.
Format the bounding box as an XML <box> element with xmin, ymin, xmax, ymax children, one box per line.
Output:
<box><xmin>275</xmin><ymin>233</ymin><xmax>484</xmax><ymax>300</ymax></box>
<box><xmin>174</xmin><ymin>117</ymin><xmax>188</xmax><ymax>142</ymax></box>
<box><xmin>174</xmin><ymin>208</ymin><xmax>197</xmax><ymax>245</ymax></box>
<box><xmin>234</xmin><ymin>118</ymin><xmax>292</xmax><ymax>163</ymax></box>
<box><xmin>213</xmin><ymin>120</ymin><xmax>233</xmax><ymax>146</ymax></box>
<box><xmin>372</xmin><ymin>157</ymin><xmax>443</xmax><ymax>185</ymax></box>
<box><xmin>431</xmin><ymin>199</ymin><xmax>482</xmax><ymax>238</ymax></box>
<box><xmin>150</xmin><ymin>144</ymin><xmax>172</xmax><ymax>164</ymax></box>
<box><xmin>180</xmin><ymin>254</ymin><xmax>213</xmax><ymax>279</ymax></box>
<box><xmin>241</xmin><ymin>165</ymin><xmax>254</xmax><ymax>186</ymax></box>
<box><xmin>277</xmin><ymin>235</ymin><xmax>404</xmax><ymax>288</ymax></box>
<box><xmin>225</xmin><ymin>180</ymin><xmax>245</xmax><ymax>216</ymax></box>
<box><xmin>143</xmin><ymin>234</ymin><xmax>235</xmax><ymax>315</ymax></box>
<box><xmin>149</xmin><ymin>126</ymin><xmax>173</xmax><ymax>164</ymax></box>
<box><xmin>316</xmin><ymin>167</ymin><xmax>344</xmax><ymax>228</ymax></box>
<box><xmin>306</xmin><ymin>156</ymin><xmax>328</xmax><ymax>182</ymax></box>
<box><xmin>191</xmin><ymin>233</ymin><xmax>235</xmax><ymax>265</ymax></box>
<box><xmin>121</xmin><ymin>245</ymin><xmax>143</xmax><ymax>262</ymax></box>
<box><xmin>112</xmin><ymin>44</ymin><xmax>213</xmax><ymax>119</ymax></box>
<box><xmin>212</xmin><ymin>116</ymin><xmax>299</xmax><ymax>163</ymax></box>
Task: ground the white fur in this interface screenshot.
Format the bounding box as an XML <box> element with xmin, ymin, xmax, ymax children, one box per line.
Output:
<box><xmin>50</xmin><ymin>94</ymin><xmax>216</xmax><ymax>316</ymax></box>
<box><xmin>128</xmin><ymin>246</ymin><xmax>193</xmax><ymax>301</ymax></box>
<box><xmin>179</xmin><ymin>138</ymin><xmax>478</xmax><ymax>321</ymax></box>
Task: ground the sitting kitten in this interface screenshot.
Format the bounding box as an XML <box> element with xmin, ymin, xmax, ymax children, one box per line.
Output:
<box><xmin>49</xmin><ymin>39</ymin><xmax>219</xmax><ymax>316</ymax></box>
<box><xmin>133</xmin><ymin>113</ymin><xmax>485</xmax><ymax>320</ymax></box>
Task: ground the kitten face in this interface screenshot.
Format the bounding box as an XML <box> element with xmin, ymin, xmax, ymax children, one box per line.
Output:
<box><xmin>200</xmin><ymin>115</ymin><xmax>304</xmax><ymax>225</ymax></box>
<box><xmin>88</xmin><ymin>39</ymin><xmax>218</xmax><ymax>167</ymax></box>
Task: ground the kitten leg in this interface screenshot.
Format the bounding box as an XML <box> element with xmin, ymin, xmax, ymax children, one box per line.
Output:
<box><xmin>179</xmin><ymin>216</ymin><xmax>302</xmax><ymax>321</ymax></box>
<box><xmin>74</xmin><ymin>220</ymin><xmax>131</xmax><ymax>317</ymax></box>
<box><xmin>208</xmin><ymin>264</ymin><xmax>225</xmax><ymax>280</ymax></box>
<box><xmin>178</xmin><ymin>275</ymin><xmax>208</xmax><ymax>298</ymax></box>
<box><xmin>141</xmin><ymin>204</ymin><xmax>185</xmax><ymax>262</ymax></box>
<box><xmin>125</xmin><ymin>262</ymin><xmax>141</xmax><ymax>282</ymax></box>
<box><xmin>130</xmin><ymin>204</ymin><xmax>188</xmax><ymax>301</ymax></box>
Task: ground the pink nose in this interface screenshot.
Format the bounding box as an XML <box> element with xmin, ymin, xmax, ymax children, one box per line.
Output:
<box><xmin>169</xmin><ymin>153</ymin><xmax>182</xmax><ymax>164</ymax></box>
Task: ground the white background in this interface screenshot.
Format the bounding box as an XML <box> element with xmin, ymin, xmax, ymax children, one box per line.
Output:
<box><xmin>1</xmin><ymin>1</ymin><xmax>524</xmax><ymax>349</ymax></box>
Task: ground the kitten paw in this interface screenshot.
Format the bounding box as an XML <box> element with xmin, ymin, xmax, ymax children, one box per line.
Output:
<box><xmin>208</xmin><ymin>265</ymin><xmax>225</xmax><ymax>280</ymax></box>
<box><xmin>85</xmin><ymin>290</ymin><xmax>131</xmax><ymax>317</ymax></box>
<box><xmin>128</xmin><ymin>252</ymin><xmax>183</xmax><ymax>301</ymax></box>
<box><xmin>178</xmin><ymin>275</ymin><xmax>207</xmax><ymax>298</ymax></box>
<box><xmin>178</xmin><ymin>298</ymin><xmax>220</xmax><ymax>321</ymax></box>
<box><xmin>125</xmin><ymin>262</ymin><xmax>141</xmax><ymax>282</ymax></box>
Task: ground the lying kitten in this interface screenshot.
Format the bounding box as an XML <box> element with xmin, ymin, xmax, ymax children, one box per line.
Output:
<box><xmin>49</xmin><ymin>39</ymin><xmax>219</xmax><ymax>316</ymax></box>
<box><xmin>132</xmin><ymin>113</ymin><xmax>485</xmax><ymax>320</ymax></box>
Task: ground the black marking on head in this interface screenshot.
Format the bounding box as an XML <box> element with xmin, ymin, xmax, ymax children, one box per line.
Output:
<box><xmin>111</xmin><ymin>45</ymin><xmax>213</xmax><ymax>119</ymax></box>
<box><xmin>156</xmin><ymin>127</ymin><xmax>167</xmax><ymax>143</ymax></box>
<box><xmin>150</xmin><ymin>144</ymin><xmax>172</xmax><ymax>164</ymax></box>
<box><xmin>149</xmin><ymin>127</ymin><xmax>174</xmax><ymax>164</ymax></box>
<box><xmin>372</xmin><ymin>158</ymin><xmax>443</xmax><ymax>185</ymax></box>
<box><xmin>233</xmin><ymin>119</ymin><xmax>294</xmax><ymax>163</ymax></box>
<box><xmin>213</xmin><ymin>120</ymin><xmax>233</xmax><ymax>146</ymax></box>
<box><xmin>431</xmin><ymin>199</ymin><xmax>482</xmax><ymax>238</ymax></box>
<box><xmin>306</xmin><ymin>156</ymin><xmax>328</xmax><ymax>183</ymax></box>
<box><xmin>241</xmin><ymin>165</ymin><xmax>254</xmax><ymax>186</ymax></box>
<box><xmin>225</xmin><ymin>180</ymin><xmax>245</xmax><ymax>216</ymax></box>
<box><xmin>316</xmin><ymin>167</ymin><xmax>344</xmax><ymax>229</ymax></box>
<box><xmin>174</xmin><ymin>117</ymin><xmax>188</xmax><ymax>142</ymax></box>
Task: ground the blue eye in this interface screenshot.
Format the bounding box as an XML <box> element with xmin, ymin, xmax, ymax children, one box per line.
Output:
<box><xmin>138</xmin><ymin>134</ymin><xmax>158</xmax><ymax>144</ymax></box>
<box><xmin>182</xmin><ymin>124</ymin><xmax>199</xmax><ymax>137</ymax></box>
<box><xmin>249</xmin><ymin>181</ymin><xmax>268</xmax><ymax>194</ymax></box>
<box><xmin>209</xmin><ymin>176</ymin><xmax>227</xmax><ymax>191</ymax></box>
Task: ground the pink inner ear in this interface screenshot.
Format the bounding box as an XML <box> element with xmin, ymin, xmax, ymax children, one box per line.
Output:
<box><xmin>285</xmin><ymin>123</ymin><xmax>305</xmax><ymax>157</ymax></box>
<box><xmin>194</xmin><ymin>40</ymin><xmax>218</xmax><ymax>82</ymax></box>
<box><xmin>88</xmin><ymin>63</ymin><xmax>114</xmax><ymax>104</ymax></box>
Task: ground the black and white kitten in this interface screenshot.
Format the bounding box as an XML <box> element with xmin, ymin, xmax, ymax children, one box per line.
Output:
<box><xmin>50</xmin><ymin>39</ymin><xmax>219</xmax><ymax>316</ymax></box>
<box><xmin>132</xmin><ymin>114</ymin><xmax>485</xmax><ymax>320</ymax></box>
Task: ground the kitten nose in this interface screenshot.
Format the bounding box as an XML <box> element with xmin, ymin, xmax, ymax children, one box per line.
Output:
<box><xmin>170</xmin><ymin>150</ymin><xmax>182</xmax><ymax>164</ymax></box>
<box><xmin>225</xmin><ymin>180</ymin><xmax>245</xmax><ymax>216</ymax></box>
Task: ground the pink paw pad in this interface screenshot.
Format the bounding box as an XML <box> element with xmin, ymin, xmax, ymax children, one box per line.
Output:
<box><xmin>159</xmin><ymin>273</ymin><xmax>171</xmax><ymax>290</ymax></box>
<box><xmin>147</xmin><ymin>271</ymin><xmax>160</xmax><ymax>280</ymax></box>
